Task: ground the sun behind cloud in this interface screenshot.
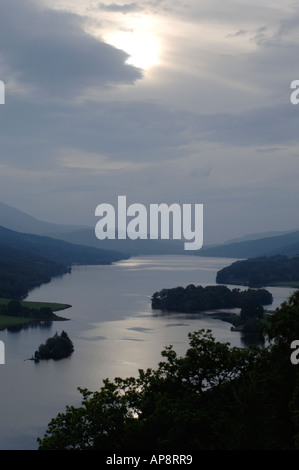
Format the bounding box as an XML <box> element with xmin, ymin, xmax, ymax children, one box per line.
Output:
<box><xmin>104</xmin><ymin>15</ymin><xmax>161</xmax><ymax>69</ymax></box>
<box><xmin>108</xmin><ymin>30</ymin><xmax>160</xmax><ymax>69</ymax></box>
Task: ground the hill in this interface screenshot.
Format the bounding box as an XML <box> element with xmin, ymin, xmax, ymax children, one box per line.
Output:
<box><xmin>0</xmin><ymin>244</ymin><xmax>69</xmax><ymax>299</ymax></box>
<box><xmin>0</xmin><ymin>201</ymin><xmax>187</xmax><ymax>255</ymax></box>
<box><xmin>222</xmin><ymin>229</ymin><xmax>298</xmax><ymax>244</ymax></box>
<box><xmin>0</xmin><ymin>201</ymin><xmax>84</xmax><ymax>235</ymax></box>
<box><xmin>198</xmin><ymin>230</ymin><xmax>299</xmax><ymax>258</ymax></box>
<box><xmin>216</xmin><ymin>255</ymin><xmax>299</xmax><ymax>288</ymax></box>
<box><xmin>48</xmin><ymin>227</ymin><xmax>186</xmax><ymax>255</ymax></box>
<box><xmin>1</xmin><ymin>201</ymin><xmax>299</xmax><ymax>257</ymax></box>
<box><xmin>0</xmin><ymin>225</ymin><xmax>129</xmax><ymax>299</ymax></box>
<box><xmin>0</xmin><ymin>225</ymin><xmax>128</xmax><ymax>266</ymax></box>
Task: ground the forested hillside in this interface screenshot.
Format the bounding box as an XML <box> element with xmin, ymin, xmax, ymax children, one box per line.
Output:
<box><xmin>199</xmin><ymin>230</ymin><xmax>299</xmax><ymax>258</ymax></box>
<box><xmin>0</xmin><ymin>244</ymin><xmax>69</xmax><ymax>299</ymax></box>
<box><xmin>0</xmin><ymin>225</ymin><xmax>128</xmax><ymax>265</ymax></box>
<box><xmin>0</xmin><ymin>225</ymin><xmax>129</xmax><ymax>299</ymax></box>
<box><xmin>216</xmin><ymin>255</ymin><xmax>299</xmax><ymax>287</ymax></box>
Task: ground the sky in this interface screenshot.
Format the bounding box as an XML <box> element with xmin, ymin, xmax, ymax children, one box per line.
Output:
<box><xmin>0</xmin><ymin>0</ymin><xmax>298</xmax><ymax>244</ymax></box>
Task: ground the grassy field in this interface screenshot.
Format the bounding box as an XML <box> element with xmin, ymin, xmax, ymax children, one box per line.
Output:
<box><xmin>0</xmin><ymin>298</ymin><xmax>71</xmax><ymax>311</ymax></box>
<box><xmin>0</xmin><ymin>314</ymin><xmax>35</xmax><ymax>329</ymax></box>
<box><xmin>0</xmin><ymin>298</ymin><xmax>72</xmax><ymax>329</ymax></box>
<box><xmin>269</xmin><ymin>281</ymin><xmax>299</xmax><ymax>287</ymax></box>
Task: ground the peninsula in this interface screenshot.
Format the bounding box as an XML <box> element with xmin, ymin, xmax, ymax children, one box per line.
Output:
<box><xmin>0</xmin><ymin>299</ymin><xmax>71</xmax><ymax>330</ymax></box>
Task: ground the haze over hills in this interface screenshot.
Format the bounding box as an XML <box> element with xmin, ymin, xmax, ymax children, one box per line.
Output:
<box><xmin>0</xmin><ymin>202</ymin><xmax>133</xmax><ymax>299</ymax></box>
<box><xmin>41</xmin><ymin>224</ymin><xmax>299</xmax><ymax>257</ymax></box>
<box><xmin>0</xmin><ymin>225</ymin><xmax>128</xmax><ymax>266</ymax></box>
<box><xmin>0</xmin><ymin>200</ymin><xmax>299</xmax><ymax>257</ymax></box>
<box><xmin>0</xmin><ymin>224</ymin><xmax>128</xmax><ymax>299</ymax></box>
<box><xmin>0</xmin><ymin>201</ymin><xmax>85</xmax><ymax>235</ymax></box>
<box><xmin>221</xmin><ymin>229</ymin><xmax>299</xmax><ymax>245</ymax></box>
<box><xmin>0</xmin><ymin>201</ymin><xmax>186</xmax><ymax>255</ymax></box>
<box><xmin>198</xmin><ymin>230</ymin><xmax>299</xmax><ymax>258</ymax></box>
<box><xmin>0</xmin><ymin>243</ymin><xmax>69</xmax><ymax>299</ymax></box>
<box><xmin>48</xmin><ymin>227</ymin><xmax>186</xmax><ymax>255</ymax></box>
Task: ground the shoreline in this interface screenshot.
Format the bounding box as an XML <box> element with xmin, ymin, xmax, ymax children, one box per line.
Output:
<box><xmin>0</xmin><ymin>298</ymin><xmax>72</xmax><ymax>330</ymax></box>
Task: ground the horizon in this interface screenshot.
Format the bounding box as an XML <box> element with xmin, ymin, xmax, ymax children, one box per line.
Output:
<box><xmin>0</xmin><ymin>198</ymin><xmax>298</xmax><ymax>249</ymax></box>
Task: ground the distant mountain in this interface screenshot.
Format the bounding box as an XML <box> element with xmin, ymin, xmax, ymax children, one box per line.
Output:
<box><xmin>0</xmin><ymin>225</ymin><xmax>128</xmax><ymax>266</ymax></box>
<box><xmin>0</xmin><ymin>243</ymin><xmax>69</xmax><ymax>299</ymax></box>
<box><xmin>1</xmin><ymin>201</ymin><xmax>298</xmax><ymax>257</ymax></box>
<box><xmin>198</xmin><ymin>230</ymin><xmax>299</xmax><ymax>259</ymax></box>
<box><xmin>222</xmin><ymin>229</ymin><xmax>299</xmax><ymax>245</ymax></box>
<box><xmin>0</xmin><ymin>201</ymin><xmax>186</xmax><ymax>255</ymax></box>
<box><xmin>48</xmin><ymin>228</ymin><xmax>186</xmax><ymax>255</ymax></box>
<box><xmin>0</xmin><ymin>201</ymin><xmax>84</xmax><ymax>235</ymax></box>
<box><xmin>0</xmin><ymin>225</ymin><xmax>130</xmax><ymax>299</ymax></box>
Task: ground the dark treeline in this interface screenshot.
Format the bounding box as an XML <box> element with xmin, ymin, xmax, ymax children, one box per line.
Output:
<box><xmin>34</xmin><ymin>331</ymin><xmax>74</xmax><ymax>361</ymax></box>
<box><xmin>0</xmin><ymin>244</ymin><xmax>69</xmax><ymax>299</ymax></box>
<box><xmin>0</xmin><ymin>224</ymin><xmax>130</xmax><ymax>299</ymax></box>
<box><xmin>0</xmin><ymin>300</ymin><xmax>63</xmax><ymax>321</ymax></box>
<box><xmin>0</xmin><ymin>225</ymin><xmax>128</xmax><ymax>266</ymax></box>
<box><xmin>151</xmin><ymin>284</ymin><xmax>273</xmax><ymax>312</ymax></box>
<box><xmin>216</xmin><ymin>254</ymin><xmax>299</xmax><ymax>287</ymax></box>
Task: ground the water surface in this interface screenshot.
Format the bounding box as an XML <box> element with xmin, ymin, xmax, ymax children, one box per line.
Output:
<box><xmin>0</xmin><ymin>255</ymin><xmax>295</xmax><ymax>449</ymax></box>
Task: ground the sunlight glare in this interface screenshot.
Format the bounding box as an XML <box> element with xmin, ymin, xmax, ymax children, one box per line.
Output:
<box><xmin>105</xmin><ymin>18</ymin><xmax>160</xmax><ymax>70</ymax></box>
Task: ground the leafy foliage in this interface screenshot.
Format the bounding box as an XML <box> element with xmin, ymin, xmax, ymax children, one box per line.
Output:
<box><xmin>37</xmin><ymin>289</ymin><xmax>299</xmax><ymax>450</ymax></box>
<box><xmin>151</xmin><ymin>284</ymin><xmax>273</xmax><ymax>312</ymax></box>
<box><xmin>34</xmin><ymin>331</ymin><xmax>74</xmax><ymax>361</ymax></box>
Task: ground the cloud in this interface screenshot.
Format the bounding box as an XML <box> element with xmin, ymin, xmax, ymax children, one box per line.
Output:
<box><xmin>96</xmin><ymin>3</ymin><xmax>142</xmax><ymax>14</ymax></box>
<box><xmin>1</xmin><ymin>89</ymin><xmax>297</xmax><ymax>177</ymax></box>
<box><xmin>1</xmin><ymin>0</ymin><xmax>299</xmax><ymax>241</ymax></box>
<box><xmin>0</xmin><ymin>0</ymin><xmax>142</xmax><ymax>100</ymax></box>
<box><xmin>226</xmin><ymin>29</ymin><xmax>247</xmax><ymax>38</ymax></box>
<box><xmin>195</xmin><ymin>104</ymin><xmax>299</xmax><ymax>147</ymax></box>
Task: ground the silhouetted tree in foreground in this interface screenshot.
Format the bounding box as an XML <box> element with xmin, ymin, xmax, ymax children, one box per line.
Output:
<box><xmin>38</xmin><ymin>291</ymin><xmax>299</xmax><ymax>450</ymax></box>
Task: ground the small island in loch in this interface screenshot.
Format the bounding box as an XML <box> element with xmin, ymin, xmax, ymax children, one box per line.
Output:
<box><xmin>33</xmin><ymin>331</ymin><xmax>74</xmax><ymax>362</ymax></box>
<box><xmin>151</xmin><ymin>284</ymin><xmax>274</xmax><ymax>342</ymax></box>
<box><xmin>151</xmin><ymin>284</ymin><xmax>273</xmax><ymax>313</ymax></box>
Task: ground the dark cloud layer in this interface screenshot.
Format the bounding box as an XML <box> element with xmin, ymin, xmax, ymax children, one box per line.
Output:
<box><xmin>0</xmin><ymin>0</ymin><xmax>298</xmax><ymax>241</ymax></box>
<box><xmin>0</xmin><ymin>0</ymin><xmax>142</xmax><ymax>99</ymax></box>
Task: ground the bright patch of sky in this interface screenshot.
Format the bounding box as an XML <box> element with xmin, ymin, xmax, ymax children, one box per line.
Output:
<box><xmin>0</xmin><ymin>0</ymin><xmax>298</xmax><ymax>242</ymax></box>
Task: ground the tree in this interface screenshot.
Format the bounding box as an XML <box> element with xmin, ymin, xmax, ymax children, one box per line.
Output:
<box><xmin>260</xmin><ymin>290</ymin><xmax>299</xmax><ymax>346</ymax></box>
<box><xmin>37</xmin><ymin>290</ymin><xmax>299</xmax><ymax>450</ymax></box>
<box><xmin>240</xmin><ymin>302</ymin><xmax>264</xmax><ymax>322</ymax></box>
<box><xmin>34</xmin><ymin>331</ymin><xmax>74</xmax><ymax>361</ymax></box>
<box><xmin>6</xmin><ymin>300</ymin><xmax>22</xmax><ymax>315</ymax></box>
<box><xmin>37</xmin><ymin>329</ymin><xmax>260</xmax><ymax>450</ymax></box>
